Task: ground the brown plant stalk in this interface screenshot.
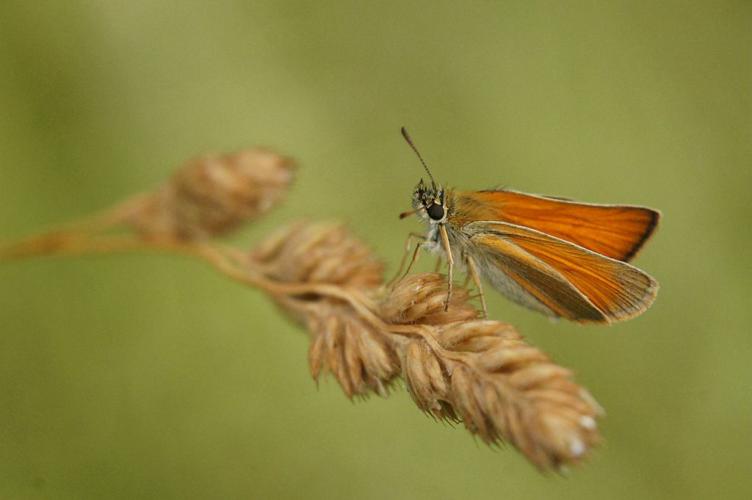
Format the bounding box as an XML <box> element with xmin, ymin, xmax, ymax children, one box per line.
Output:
<box><xmin>0</xmin><ymin>148</ymin><xmax>603</xmax><ymax>471</ymax></box>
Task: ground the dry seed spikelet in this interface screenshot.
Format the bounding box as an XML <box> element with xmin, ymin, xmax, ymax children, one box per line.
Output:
<box><xmin>251</xmin><ymin>222</ymin><xmax>397</xmax><ymax>397</ymax></box>
<box><xmin>129</xmin><ymin>148</ymin><xmax>295</xmax><ymax>240</ymax></box>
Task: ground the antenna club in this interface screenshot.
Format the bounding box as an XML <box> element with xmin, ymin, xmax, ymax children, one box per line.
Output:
<box><xmin>400</xmin><ymin>126</ymin><xmax>410</xmax><ymax>142</ymax></box>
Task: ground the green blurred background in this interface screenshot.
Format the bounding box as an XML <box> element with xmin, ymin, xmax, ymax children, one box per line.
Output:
<box><xmin>1</xmin><ymin>1</ymin><xmax>750</xmax><ymax>498</ymax></box>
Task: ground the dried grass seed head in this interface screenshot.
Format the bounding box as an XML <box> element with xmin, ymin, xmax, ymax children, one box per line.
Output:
<box><xmin>251</xmin><ymin>221</ymin><xmax>397</xmax><ymax>398</ymax></box>
<box><xmin>129</xmin><ymin>148</ymin><xmax>295</xmax><ymax>240</ymax></box>
<box><xmin>250</xmin><ymin>221</ymin><xmax>383</xmax><ymax>287</ymax></box>
<box><xmin>307</xmin><ymin>300</ymin><xmax>400</xmax><ymax>398</ymax></box>
<box><xmin>381</xmin><ymin>273</ymin><xmax>478</xmax><ymax>325</ymax></box>
<box><xmin>439</xmin><ymin>320</ymin><xmax>602</xmax><ymax>469</ymax></box>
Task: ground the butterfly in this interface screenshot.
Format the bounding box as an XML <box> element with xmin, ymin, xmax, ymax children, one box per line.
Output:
<box><xmin>396</xmin><ymin>127</ymin><xmax>659</xmax><ymax>323</ymax></box>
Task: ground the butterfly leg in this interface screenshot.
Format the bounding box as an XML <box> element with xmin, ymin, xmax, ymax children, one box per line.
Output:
<box><xmin>387</xmin><ymin>232</ymin><xmax>426</xmax><ymax>287</ymax></box>
<box><xmin>438</xmin><ymin>224</ymin><xmax>454</xmax><ymax>311</ymax></box>
<box><xmin>465</xmin><ymin>255</ymin><xmax>488</xmax><ymax>318</ymax></box>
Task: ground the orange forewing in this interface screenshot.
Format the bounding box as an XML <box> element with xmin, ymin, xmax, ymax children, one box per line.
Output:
<box><xmin>467</xmin><ymin>221</ymin><xmax>658</xmax><ymax>323</ymax></box>
<box><xmin>454</xmin><ymin>190</ymin><xmax>659</xmax><ymax>262</ymax></box>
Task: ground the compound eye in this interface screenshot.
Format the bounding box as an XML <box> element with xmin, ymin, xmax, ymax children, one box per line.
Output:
<box><xmin>427</xmin><ymin>203</ymin><xmax>445</xmax><ymax>221</ymax></box>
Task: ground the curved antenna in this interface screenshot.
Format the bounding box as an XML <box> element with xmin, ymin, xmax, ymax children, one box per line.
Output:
<box><xmin>401</xmin><ymin>127</ymin><xmax>437</xmax><ymax>190</ymax></box>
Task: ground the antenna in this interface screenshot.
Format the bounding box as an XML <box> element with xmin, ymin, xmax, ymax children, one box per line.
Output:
<box><xmin>401</xmin><ymin>127</ymin><xmax>436</xmax><ymax>190</ymax></box>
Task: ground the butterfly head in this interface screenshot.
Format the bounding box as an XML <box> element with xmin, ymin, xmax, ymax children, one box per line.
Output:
<box><xmin>412</xmin><ymin>178</ymin><xmax>447</xmax><ymax>223</ymax></box>
<box><xmin>400</xmin><ymin>127</ymin><xmax>447</xmax><ymax>224</ymax></box>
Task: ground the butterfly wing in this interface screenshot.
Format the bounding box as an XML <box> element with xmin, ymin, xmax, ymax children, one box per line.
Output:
<box><xmin>464</xmin><ymin>221</ymin><xmax>658</xmax><ymax>323</ymax></box>
<box><xmin>454</xmin><ymin>190</ymin><xmax>659</xmax><ymax>262</ymax></box>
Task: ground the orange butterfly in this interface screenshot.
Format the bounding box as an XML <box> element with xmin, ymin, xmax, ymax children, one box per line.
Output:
<box><xmin>397</xmin><ymin>128</ymin><xmax>659</xmax><ymax>323</ymax></box>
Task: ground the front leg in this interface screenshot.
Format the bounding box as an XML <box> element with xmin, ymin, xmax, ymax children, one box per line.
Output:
<box><xmin>388</xmin><ymin>232</ymin><xmax>426</xmax><ymax>286</ymax></box>
<box><xmin>438</xmin><ymin>224</ymin><xmax>454</xmax><ymax>311</ymax></box>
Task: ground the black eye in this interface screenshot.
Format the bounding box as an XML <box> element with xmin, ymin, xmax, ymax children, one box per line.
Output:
<box><xmin>427</xmin><ymin>203</ymin><xmax>445</xmax><ymax>220</ymax></box>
